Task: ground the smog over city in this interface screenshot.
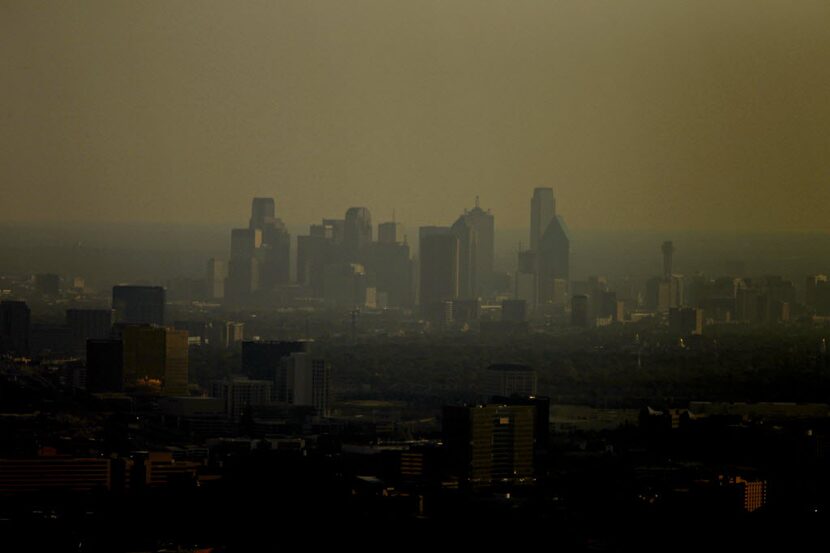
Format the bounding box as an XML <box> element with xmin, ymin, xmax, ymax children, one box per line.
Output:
<box><xmin>1</xmin><ymin>2</ymin><xmax>830</xmax><ymax>551</ymax></box>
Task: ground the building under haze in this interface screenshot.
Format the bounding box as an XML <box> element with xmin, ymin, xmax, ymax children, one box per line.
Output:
<box><xmin>277</xmin><ymin>351</ymin><xmax>332</xmax><ymax>417</ymax></box>
<box><xmin>443</xmin><ymin>403</ymin><xmax>535</xmax><ymax>487</ymax></box>
<box><xmin>527</xmin><ymin>188</ymin><xmax>571</xmax><ymax>310</ymax></box>
<box><xmin>66</xmin><ymin>309</ymin><xmax>112</xmax><ymax>357</ymax></box>
<box><xmin>343</xmin><ymin>207</ymin><xmax>373</xmax><ymax>262</ymax></box>
<box><xmin>451</xmin><ymin>198</ymin><xmax>495</xmax><ymax>299</ymax></box>
<box><xmin>225</xmin><ymin>198</ymin><xmax>291</xmax><ymax>304</ymax></box>
<box><xmin>241</xmin><ymin>340</ymin><xmax>311</xmax><ymax>382</ymax></box>
<box><xmin>112</xmin><ymin>285</ymin><xmax>165</xmax><ymax>326</ymax></box>
<box><xmin>419</xmin><ymin>227</ymin><xmax>459</xmax><ymax>320</ymax></box>
<box><xmin>122</xmin><ymin>325</ymin><xmax>188</xmax><ymax>396</ymax></box>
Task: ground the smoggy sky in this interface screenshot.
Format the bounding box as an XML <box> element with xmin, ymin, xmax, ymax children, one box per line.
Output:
<box><xmin>2</xmin><ymin>1</ymin><xmax>829</xmax><ymax>231</ymax></box>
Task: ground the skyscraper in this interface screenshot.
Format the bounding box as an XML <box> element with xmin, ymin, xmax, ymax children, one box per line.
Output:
<box><xmin>378</xmin><ymin>221</ymin><xmax>404</xmax><ymax>244</ymax></box>
<box><xmin>112</xmin><ymin>286</ymin><xmax>165</xmax><ymax>326</ymax></box>
<box><xmin>205</xmin><ymin>258</ymin><xmax>226</xmax><ymax>300</ymax></box>
<box><xmin>225</xmin><ymin>198</ymin><xmax>291</xmax><ymax>303</ymax></box>
<box><xmin>530</xmin><ymin>187</ymin><xmax>555</xmax><ymax>253</ymax></box>
<box><xmin>528</xmin><ymin>187</ymin><xmax>571</xmax><ymax>310</ymax></box>
<box><xmin>537</xmin><ymin>214</ymin><xmax>570</xmax><ymax>304</ymax></box>
<box><xmin>418</xmin><ymin>227</ymin><xmax>459</xmax><ymax>314</ymax></box>
<box><xmin>249</xmin><ymin>197</ymin><xmax>275</xmax><ymax>229</ymax></box>
<box><xmin>451</xmin><ymin>215</ymin><xmax>478</xmax><ymax>300</ymax></box>
<box><xmin>344</xmin><ymin>207</ymin><xmax>373</xmax><ymax>260</ymax></box>
<box><xmin>462</xmin><ymin>198</ymin><xmax>495</xmax><ymax>298</ymax></box>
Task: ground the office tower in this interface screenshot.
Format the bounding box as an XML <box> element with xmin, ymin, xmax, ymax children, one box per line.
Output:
<box><xmin>241</xmin><ymin>340</ymin><xmax>310</xmax><ymax>381</ymax></box>
<box><xmin>226</xmin><ymin>228</ymin><xmax>260</xmax><ymax>301</ymax></box>
<box><xmin>278</xmin><ymin>351</ymin><xmax>331</xmax><ymax>416</ymax></box>
<box><xmin>112</xmin><ymin>285</ymin><xmax>165</xmax><ymax>326</ymax></box>
<box><xmin>35</xmin><ymin>273</ymin><xmax>60</xmax><ymax>297</ymax></box>
<box><xmin>571</xmin><ymin>294</ymin><xmax>590</xmax><ymax>327</ymax></box>
<box><xmin>0</xmin><ymin>300</ymin><xmax>31</xmax><ymax>355</ymax></box>
<box><xmin>451</xmin><ymin>215</ymin><xmax>478</xmax><ymax>300</ymax></box>
<box><xmin>210</xmin><ymin>377</ymin><xmax>273</xmax><ymax>420</ymax></box>
<box><xmin>322</xmin><ymin>218</ymin><xmax>345</xmax><ymax>244</ymax></box>
<box><xmin>669</xmin><ymin>307</ymin><xmax>704</xmax><ymax>335</ymax></box>
<box><xmin>530</xmin><ymin>187</ymin><xmax>555</xmax><ymax>253</ymax></box>
<box><xmin>442</xmin><ymin>403</ymin><xmax>535</xmax><ymax>486</ymax></box>
<box><xmin>323</xmin><ymin>263</ymin><xmax>371</xmax><ymax>309</ymax></box>
<box><xmin>249</xmin><ymin>197</ymin><xmax>275</xmax><ymax>229</ymax></box>
<box><xmin>537</xmin><ymin>215</ymin><xmax>570</xmax><ymax>304</ymax></box>
<box><xmin>122</xmin><ymin>326</ymin><xmax>189</xmax><ymax>396</ymax></box>
<box><xmin>86</xmin><ymin>339</ymin><xmax>123</xmax><ymax>393</ymax></box>
<box><xmin>378</xmin><ymin>221</ymin><xmax>404</xmax><ymax>244</ymax></box>
<box><xmin>502</xmin><ymin>299</ymin><xmax>528</xmax><ymax>322</ymax></box>
<box><xmin>206</xmin><ymin>258</ymin><xmax>226</xmax><ymax>300</ymax></box>
<box><xmin>297</xmin><ymin>221</ymin><xmax>340</xmax><ymax>297</ymax></box>
<box><xmin>486</xmin><ymin>363</ymin><xmax>537</xmax><ymax>398</ymax></box>
<box><xmin>662</xmin><ymin>241</ymin><xmax>675</xmax><ymax>280</ymax></box>
<box><xmin>344</xmin><ymin>207</ymin><xmax>373</xmax><ymax>260</ymax></box>
<box><xmin>225</xmin><ymin>198</ymin><xmax>291</xmax><ymax>303</ymax></box>
<box><xmin>489</xmin><ymin>395</ymin><xmax>551</xmax><ymax>462</ymax></box>
<box><xmin>66</xmin><ymin>309</ymin><xmax>112</xmax><ymax>356</ymax></box>
<box><xmin>368</xmin><ymin>240</ymin><xmax>413</xmax><ymax>308</ymax></box>
<box><xmin>418</xmin><ymin>227</ymin><xmax>459</xmax><ymax>314</ymax></box>
<box><xmin>460</xmin><ymin>198</ymin><xmax>495</xmax><ymax>297</ymax></box>
<box><xmin>515</xmin><ymin>250</ymin><xmax>536</xmax><ymax>306</ymax></box>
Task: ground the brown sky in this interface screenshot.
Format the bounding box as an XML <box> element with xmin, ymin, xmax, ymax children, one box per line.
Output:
<box><xmin>2</xmin><ymin>1</ymin><xmax>829</xmax><ymax>231</ymax></box>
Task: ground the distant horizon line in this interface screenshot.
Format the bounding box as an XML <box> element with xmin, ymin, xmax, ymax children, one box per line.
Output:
<box><xmin>2</xmin><ymin>220</ymin><xmax>830</xmax><ymax>236</ymax></box>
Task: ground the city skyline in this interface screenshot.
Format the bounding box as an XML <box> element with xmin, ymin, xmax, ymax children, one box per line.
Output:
<box><xmin>3</xmin><ymin>2</ymin><xmax>830</xmax><ymax>232</ymax></box>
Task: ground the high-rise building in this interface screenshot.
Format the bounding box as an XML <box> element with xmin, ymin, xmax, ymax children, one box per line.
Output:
<box><xmin>122</xmin><ymin>326</ymin><xmax>188</xmax><ymax>396</ymax></box>
<box><xmin>278</xmin><ymin>351</ymin><xmax>331</xmax><ymax>416</ymax></box>
<box><xmin>225</xmin><ymin>198</ymin><xmax>291</xmax><ymax>303</ymax></box>
<box><xmin>297</xmin><ymin>227</ymin><xmax>334</xmax><ymax>296</ymax></box>
<box><xmin>485</xmin><ymin>363</ymin><xmax>537</xmax><ymax>398</ymax></box>
<box><xmin>210</xmin><ymin>377</ymin><xmax>273</xmax><ymax>420</ymax></box>
<box><xmin>378</xmin><ymin>221</ymin><xmax>404</xmax><ymax>244</ymax></box>
<box><xmin>66</xmin><ymin>309</ymin><xmax>112</xmax><ymax>357</ymax></box>
<box><xmin>451</xmin><ymin>215</ymin><xmax>478</xmax><ymax>300</ymax></box>
<box><xmin>368</xmin><ymin>240</ymin><xmax>413</xmax><ymax>308</ymax></box>
<box><xmin>86</xmin><ymin>339</ymin><xmax>123</xmax><ymax>393</ymax></box>
<box><xmin>344</xmin><ymin>207</ymin><xmax>373</xmax><ymax>260</ymax></box>
<box><xmin>418</xmin><ymin>227</ymin><xmax>459</xmax><ymax>315</ymax></box>
<box><xmin>537</xmin><ymin>215</ymin><xmax>570</xmax><ymax>306</ymax></box>
<box><xmin>112</xmin><ymin>285</ymin><xmax>165</xmax><ymax>326</ymax></box>
<box><xmin>241</xmin><ymin>340</ymin><xmax>311</xmax><ymax>381</ymax></box>
<box><xmin>0</xmin><ymin>300</ymin><xmax>31</xmax><ymax>355</ymax></box>
<box><xmin>250</xmin><ymin>197</ymin><xmax>276</xmax><ymax>229</ymax></box>
<box><xmin>322</xmin><ymin>263</ymin><xmax>371</xmax><ymax>309</ymax></box>
<box><xmin>206</xmin><ymin>258</ymin><xmax>226</xmax><ymax>300</ymax></box>
<box><xmin>443</xmin><ymin>403</ymin><xmax>535</xmax><ymax>487</ymax></box>
<box><xmin>530</xmin><ymin>187</ymin><xmax>555</xmax><ymax>253</ymax></box>
<box><xmin>460</xmin><ymin>198</ymin><xmax>495</xmax><ymax>298</ymax></box>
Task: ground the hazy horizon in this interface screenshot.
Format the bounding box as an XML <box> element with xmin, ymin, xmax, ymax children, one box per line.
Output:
<box><xmin>3</xmin><ymin>1</ymin><xmax>830</xmax><ymax>231</ymax></box>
